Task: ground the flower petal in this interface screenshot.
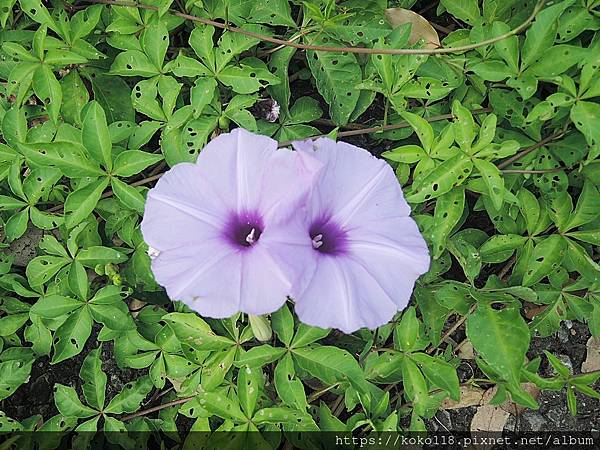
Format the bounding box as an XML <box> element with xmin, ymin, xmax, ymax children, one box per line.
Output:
<box><xmin>141</xmin><ymin>163</ymin><xmax>228</xmax><ymax>251</ymax></box>
<box><xmin>293</xmin><ymin>138</ymin><xmax>412</xmax><ymax>226</ymax></box>
<box><xmin>346</xmin><ymin>218</ymin><xmax>430</xmax><ymax>309</ymax></box>
<box><xmin>294</xmin><ymin>256</ymin><xmax>399</xmax><ymax>333</ymax></box>
<box><xmin>238</xmin><ymin>246</ymin><xmax>292</xmax><ymax>315</ymax></box>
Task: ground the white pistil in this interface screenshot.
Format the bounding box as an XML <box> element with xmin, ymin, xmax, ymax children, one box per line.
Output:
<box><xmin>312</xmin><ymin>234</ymin><xmax>323</xmax><ymax>249</ymax></box>
<box><xmin>245</xmin><ymin>228</ymin><xmax>257</xmax><ymax>245</ymax></box>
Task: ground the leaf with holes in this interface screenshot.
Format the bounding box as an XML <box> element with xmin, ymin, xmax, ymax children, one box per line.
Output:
<box><xmin>19</xmin><ymin>142</ymin><xmax>105</xmax><ymax>178</ymax></box>
<box><xmin>218</xmin><ymin>57</ymin><xmax>280</xmax><ymax>94</ymax></box>
<box><xmin>110</xmin><ymin>50</ymin><xmax>160</xmax><ymax>77</ymax></box>
<box><xmin>32</xmin><ymin>64</ymin><xmax>62</xmax><ymax>124</ymax></box>
<box><xmin>26</xmin><ymin>255</ymin><xmax>70</xmax><ymax>287</ymax></box>
<box><xmin>307</xmin><ymin>41</ymin><xmax>361</xmax><ymax>126</ymax></box>
<box><xmin>0</xmin><ymin>356</ymin><xmax>34</xmax><ymax>401</ymax></box>
<box><xmin>54</xmin><ymin>384</ymin><xmax>97</xmax><ymax>418</ymax></box>
<box><xmin>430</xmin><ymin>187</ymin><xmax>465</xmax><ymax>259</ymax></box>
<box><xmin>571</xmin><ymin>101</ymin><xmax>600</xmax><ymax>162</ymax></box>
<box><xmin>473</xmin><ymin>158</ymin><xmax>504</xmax><ymax>211</ymax></box>
<box><xmin>522</xmin><ymin>235</ymin><xmax>567</xmax><ymax>286</ymax></box>
<box><xmin>52</xmin><ymin>306</ymin><xmax>93</xmax><ymax>364</ymax></box>
<box><xmin>104</xmin><ymin>376</ymin><xmax>153</xmax><ymax>414</ymax></box>
<box><xmin>467</xmin><ymin>302</ymin><xmax>530</xmax><ymax>385</ymax></box>
<box><xmin>407</xmin><ymin>152</ymin><xmax>473</xmax><ymax>203</ymax></box>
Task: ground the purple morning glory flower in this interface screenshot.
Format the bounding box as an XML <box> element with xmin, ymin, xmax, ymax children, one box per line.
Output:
<box><xmin>141</xmin><ymin>128</ymin><xmax>320</xmax><ymax>318</ymax></box>
<box><xmin>291</xmin><ymin>138</ymin><xmax>431</xmax><ymax>333</ymax></box>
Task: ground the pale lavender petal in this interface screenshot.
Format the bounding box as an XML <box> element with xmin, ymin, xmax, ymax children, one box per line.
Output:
<box><xmin>238</xmin><ymin>246</ymin><xmax>293</xmax><ymax>315</ymax></box>
<box><xmin>294</xmin><ymin>256</ymin><xmax>398</xmax><ymax>333</ymax></box>
<box><xmin>141</xmin><ymin>163</ymin><xmax>227</xmax><ymax>252</ymax></box>
<box><xmin>293</xmin><ymin>138</ymin><xmax>412</xmax><ymax>225</ymax></box>
<box><xmin>151</xmin><ymin>239</ymin><xmax>242</xmax><ymax>318</ymax></box>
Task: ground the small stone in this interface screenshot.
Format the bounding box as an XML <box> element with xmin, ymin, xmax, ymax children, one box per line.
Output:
<box><xmin>522</xmin><ymin>411</ymin><xmax>547</xmax><ymax>432</ymax></box>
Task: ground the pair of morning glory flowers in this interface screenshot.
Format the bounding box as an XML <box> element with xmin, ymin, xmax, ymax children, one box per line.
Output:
<box><xmin>141</xmin><ymin>129</ymin><xmax>430</xmax><ymax>333</ymax></box>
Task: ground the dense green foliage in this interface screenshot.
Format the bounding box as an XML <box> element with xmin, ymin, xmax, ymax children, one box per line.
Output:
<box><xmin>1</xmin><ymin>0</ymin><xmax>600</xmax><ymax>447</ymax></box>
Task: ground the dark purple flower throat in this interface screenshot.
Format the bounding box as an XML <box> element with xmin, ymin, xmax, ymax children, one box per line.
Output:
<box><xmin>309</xmin><ymin>218</ymin><xmax>347</xmax><ymax>255</ymax></box>
<box><xmin>225</xmin><ymin>211</ymin><xmax>263</xmax><ymax>249</ymax></box>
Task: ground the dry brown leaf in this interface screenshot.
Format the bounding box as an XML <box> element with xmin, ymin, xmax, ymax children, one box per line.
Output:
<box><xmin>384</xmin><ymin>8</ymin><xmax>441</xmax><ymax>49</ymax></box>
<box><xmin>458</xmin><ymin>340</ymin><xmax>475</xmax><ymax>359</ymax></box>
<box><xmin>582</xmin><ymin>335</ymin><xmax>600</xmax><ymax>373</ymax></box>
<box><xmin>470</xmin><ymin>404</ymin><xmax>511</xmax><ymax>432</ymax></box>
<box><xmin>442</xmin><ymin>385</ymin><xmax>487</xmax><ymax>409</ymax></box>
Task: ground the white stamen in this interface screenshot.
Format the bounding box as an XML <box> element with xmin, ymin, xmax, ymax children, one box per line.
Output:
<box><xmin>245</xmin><ymin>228</ymin><xmax>257</xmax><ymax>245</ymax></box>
<box><xmin>147</xmin><ymin>247</ymin><xmax>161</xmax><ymax>260</ymax></box>
<box><xmin>312</xmin><ymin>234</ymin><xmax>323</xmax><ymax>249</ymax></box>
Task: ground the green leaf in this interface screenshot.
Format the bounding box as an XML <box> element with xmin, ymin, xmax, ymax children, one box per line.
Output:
<box><xmin>0</xmin><ymin>357</ymin><xmax>34</xmax><ymax>401</ymax></box>
<box><xmin>571</xmin><ymin>101</ymin><xmax>600</xmax><ymax>161</ymax></box>
<box><xmin>54</xmin><ymin>384</ymin><xmax>97</xmax><ymax>418</ymax></box>
<box><xmin>238</xmin><ymin>364</ymin><xmax>262</xmax><ymax>417</ymax></box>
<box><xmin>110</xmin><ymin>50</ymin><xmax>160</xmax><ymax>77</ymax></box>
<box><xmin>190</xmin><ymin>77</ymin><xmax>218</xmax><ymax>118</ymax></box>
<box><xmin>64</xmin><ymin>178</ymin><xmax>109</xmax><ymax>229</ymax></box>
<box><xmin>76</xmin><ymin>246</ymin><xmax>126</xmax><ymax>267</ymax></box>
<box><xmin>452</xmin><ymin>101</ymin><xmax>476</xmax><ymax>151</ymax></box>
<box><xmin>563</xmin><ymin>181</ymin><xmax>600</xmax><ymax>231</ymax></box>
<box><xmin>141</xmin><ymin>21</ymin><xmax>169</xmax><ymax>70</ymax></box>
<box><xmin>4</xmin><ymin>208</ymin><xmax>28</xmax><ymax>241</ymax></box>
<box><xmin>466</xmin><ymin>303</ymin><xmax>530</xmax><ymax>385</ymax></box>
<box><xmin>492</xmin><ymin>21</ymin><xmax>519</xmax><ymax>73</ymax></box>
<box><xmin>400</xmin><ymin>111</ymin><xmax>434</xmax><ymax>152</ymax></box>
<box><xmin>52</xmin><ymin>306</ymin><xmax>93</xmax><ymax>364</ymax></box>
<box><xmin>113</xmin><ymin>150</ymin><xmax>163</xmax><ymax>178</ymax></box>
<box><xmin>290</xmin><ymin>323</ymin><xmax>329</xmax><ymax>348</ymax></box>
<box><xmin>163</xmin><ymin>312</ymin><xmax>236</xmax><ymax>351</ymax></box>
<box><xmin>32</xmin><ymin>63</ymin><xmax>62</xmax><ymax>124</ymax></box>
<box><xmin>23</xmin><ymin>167</ymin><xmax>61</xmax><ymax>205</ymax></box>
<box><xmin>521</xmin><ymin>0</ymin><xmax>574</xmax><ymax>70</ymax></box>
<box><xmin>274</xmin><ymin>353</ymin><xmax>307</xmax><ymax>410</ymax></box>
<box><xmin>82</xmin><ymin>101</ymin><xmax>112</xmax><ymax>170</ymax></box>
<box><xmin>292</xmin><ymin>345</ymin><xmax>370</xmax><ymax>395</ymax></box>
<box><xmin>26</xmin><ymin>255</ymin><xmax>70</xmax><ymax>287</ymax></box>
<box><xmin>407</xmin><ymin>152</ymin><xmax>473</xmax><ymax>203</ymax></box>
<box><xmin>105</xmin><ymin>376</ymin><xmax>153</xmax><ymax>414</ymax></box>
<box><xmin>430</xmin><ymin>187</ymin><xmax>465</xmax><ymax>258</ymax></box>
<box><xmin>80</xmin><ymin>346</ymin><xmax>107</xmax><ymax>411</ymax></box>
<box><xmin>30</xmin><ymin>295</ymin><xmax>82</xmax><ymax>318</ymax></box>
<box><xmin>111</xmin><ymin>177</ymin><xmax>145</xmax><ymax>213</ymax></box>
<box><xmin>194</xmin><ymin>389</ymin><xmax>246</xmax><ymax>422</ymax></box>
<box><xmin>88</xmin><ymin>72</ymin><xmax>135</xmax><ymax>122</ymax></box>
<box><xmin>397</xmin><ymin>307</ymin><xmax>420</xmax><ymax>352</ymax></box>
<box><xmin>440</xmin><ymin>0</ymin><xmax>481</xmax><ymax>26</ymax></box>
<box><xmin>68</xmin><ymin>260</ymin><xmax>89</xmax><ymax>301</ymax></box>
<box><xmin>307</xmin><ymin>40</ymin><xmax>361</xmax><ymax>125</ymax></box>
<box><xmin>410</xmin><ymin>353</ymin><xmax>460</xmax><ymax>401</ymax></box>
<box><xmin>522</xmin><ymin>235</ymin><xmax>567</xmax><ymax>286</ymax></box>
<box><xmin>218</xmin><ymin>57</ymin><xmax>280</xmax><ymax>94</ymax></box>
<box><xmin>272</xmin><ymin>303</ymin><xmax>294</xmax><ymax>346</ymax></box>
<box><xmin>480</xmin><ymin>234</ymin><xmax>528</xmax><ymax>263</ymax></box>
<box><xmin>20</xmin><ymin>142</ymin><xmax>105</xmax><ymax>178</ymax></box>
<box><xmin>473</xmin><ymin>158</ymin><xmax>504</xmax><ymax>210</ymax></box>
<box><xmin>235</xmin><ymin>345</ymin><xmax>285</xmax><ymax>367</ymax></box>
<box><xmin>564</xmin><ymin>238</ymin><xmax>600</xmax><ymax>283</ymax></box>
